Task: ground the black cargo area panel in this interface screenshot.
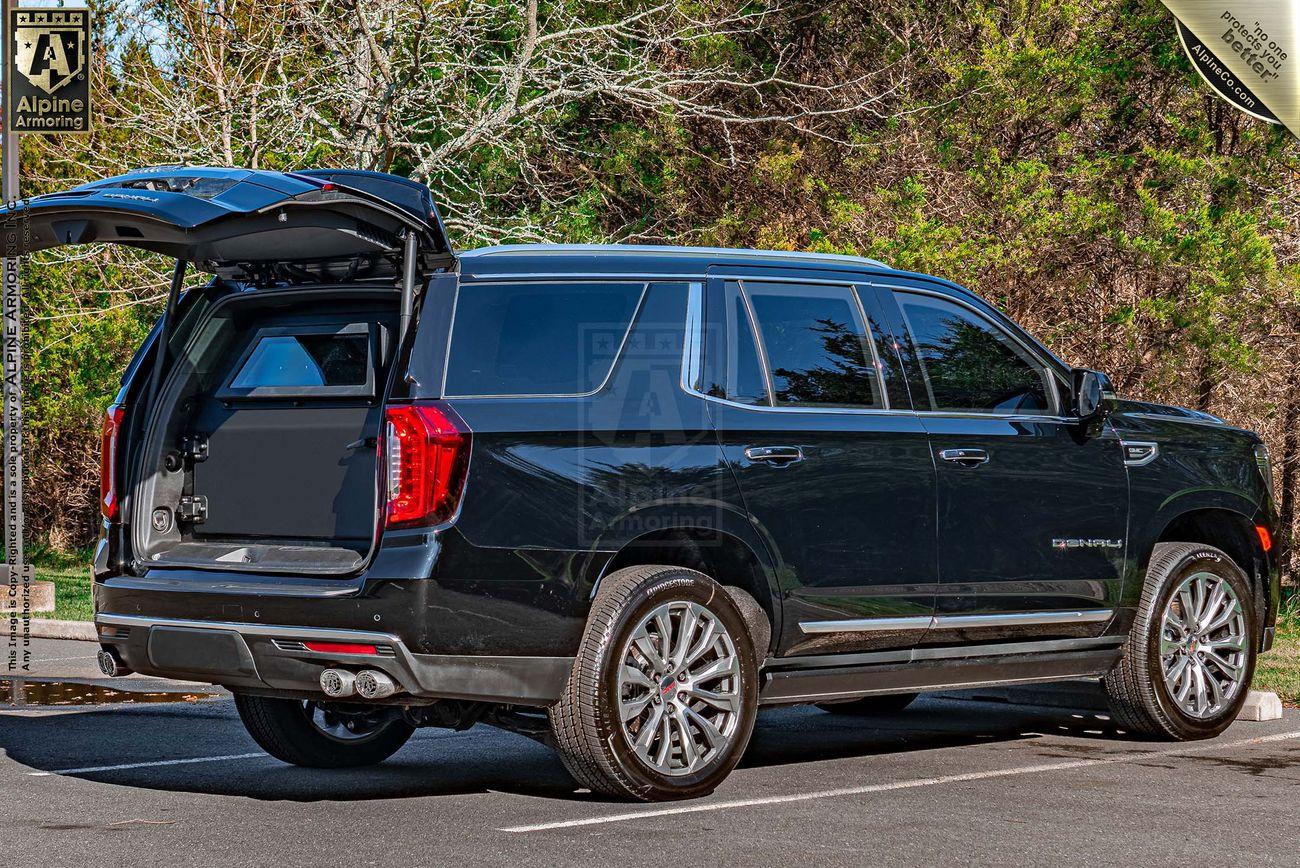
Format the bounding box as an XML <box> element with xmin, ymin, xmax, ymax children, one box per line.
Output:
<box><xmin>191</xmin><ymin>404</ymin><xmax>378</xmax><ymax>541</ymax></box>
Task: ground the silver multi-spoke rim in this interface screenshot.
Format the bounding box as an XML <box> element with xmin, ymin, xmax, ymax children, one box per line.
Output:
<box><xmin>1159</xmin><ymin>571</ymin><xmax>1247</xmax><ymax>720</ymax></box>
<box><xmin>616</xmin><ymin>600</ymin><xmax>742</xmax><ymax>777</ymax></box>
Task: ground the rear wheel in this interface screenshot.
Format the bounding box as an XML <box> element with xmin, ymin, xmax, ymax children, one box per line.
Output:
<box><xmin>818</xmin><ymin>692</ymin><xmax>918</xmax><ymax>715</ymax></box>
<box><xmin>1103</xmin><ymin>542</ymin><xmax>1257</xmax><ymax>739</ymax></box>
<box><xmin>234</xmin><ymin>694</ymin><xmax>414</xmax><ymax>768</ymax></box>
<box><xmin>550</xmin><ymin>565</ymin><xmax>759</xmax><ymax>801</ymax></box>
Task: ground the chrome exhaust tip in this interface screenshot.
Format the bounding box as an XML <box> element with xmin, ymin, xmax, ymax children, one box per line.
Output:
<box><xmin>354</xmin><ymin>669</ymin><xmax>398</xmax><ymax>700</ymax></box>
<box><xmin>319</xmin><ymin>668</ymin><xmax>357</xmax><ymax>698</ymax></box>
<box><xmin>97</xmin><ymin>648</ymin><xmax>131</xmax><ymax>677</ymax></box>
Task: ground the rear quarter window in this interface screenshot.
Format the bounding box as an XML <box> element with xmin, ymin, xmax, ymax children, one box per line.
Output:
<box><xmin>444</xmin><ymin>282</ymin><xmax>646</xmax><ymax>397</ymax></box>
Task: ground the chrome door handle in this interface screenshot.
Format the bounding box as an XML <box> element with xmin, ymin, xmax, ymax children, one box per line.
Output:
<box><xmin>939</xmin><ymin>448</ymin><xmax>989</xmax><ymax>467</ymax></box>
<box><xmin>744</xmin><ymin>445</ymin><xmax>805</xmax><ymax>466</ymax></box>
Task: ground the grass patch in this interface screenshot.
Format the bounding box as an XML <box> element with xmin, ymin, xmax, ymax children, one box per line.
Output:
<box><xmin>32</xmin><ymin>566</ymin><xmax>92</xmax><ymax>622</ymax></box>
<box><xmin>1255</xmin><ymin>586</ymin><xmax>1300</xmax><ymax>705</ymax></box>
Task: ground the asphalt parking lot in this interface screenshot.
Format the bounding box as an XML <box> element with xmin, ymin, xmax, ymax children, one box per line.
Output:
<box><xmin>4</xmin><ymin>637</ymin><xmax>1300</xmax><ymax>866</ymax></box>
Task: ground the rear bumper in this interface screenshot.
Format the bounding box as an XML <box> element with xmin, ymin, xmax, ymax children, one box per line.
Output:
<box><xmin>96</xmin><ymin>613</ymin><xmax>573</xmax><ymax>708</ymax></box>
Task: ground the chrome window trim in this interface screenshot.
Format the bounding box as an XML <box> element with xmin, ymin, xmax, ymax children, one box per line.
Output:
<box><xmin>735</xmin><ymin>280</ymin><xmax>777</xmax><ymax>407</ymax></box>
<box><xmin>681</xmin><ymin>274</ymin><xmax>895</xmax><ymax>414</ymax></box>
<box><xmin>887</xmin><ymin>284</ymin><xmax>1068</xmax><ymax>420</ymax></box>
<box><xmin>799</xmin><ymin>608</ymin><xmax>1113</xmax><ymax>635</ymax></box>
<box><xmin>440</xmin><ymin>280</ymin><xmax>649</xmax><ymax>400</ymax></box>
<box><xmin>681</xmin><ymin>282</ymin><xmax>704</xmax><ymax>394</ymax></box>
<box><xmin>673</xmin><ymin>273</ymin><xmax>1080</xmax><ymax>421</ymax></box>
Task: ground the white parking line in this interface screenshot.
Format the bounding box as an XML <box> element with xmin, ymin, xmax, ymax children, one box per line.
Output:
<box><xmin>501</xmin><ymin>729</ymin><xmax>1300</xmax><ymax>833</ymax></box>
<box><xmin>30</xmin><ymin>655</ymin><xmax>96</xmax><ymax>664</ymax></box>
<box><xmin>28</xmin><ymin>752</ymin><xmax>268</xmax><ymax>776</ymax></box>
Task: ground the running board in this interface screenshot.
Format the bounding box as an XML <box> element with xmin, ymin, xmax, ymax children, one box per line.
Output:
<box><xmin>758</xmin><ymin>646</ymin><xmax>1122</xmax><ymax>706</ymax></box>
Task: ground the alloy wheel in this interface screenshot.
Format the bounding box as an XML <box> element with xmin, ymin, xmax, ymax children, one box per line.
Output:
<box><xmin>616</xmin><ymin>600</ymin><xmax>742</xmax><ymax>776</ymax></box>
<box><xmin>1159</xmin><ymin>571</ymin><xmax>1248</xmax><ymax>719</ymax></box>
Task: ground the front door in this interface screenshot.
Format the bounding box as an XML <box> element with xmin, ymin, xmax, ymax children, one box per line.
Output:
<box><xmin>699</xmin><ymin>272</ymin><xmax>937</xmax><ymax>657</ymax></box>
<box><xmin>884</xmin><ymin>286</ymin><xmax>1128</xmax><ymax>647</ymax></box>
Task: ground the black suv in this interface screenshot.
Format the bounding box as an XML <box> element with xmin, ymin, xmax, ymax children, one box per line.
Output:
<box><xmin>20</xmin><ymin>168</ymin><xmax>1279</xmax><ymax>801</ymax></box>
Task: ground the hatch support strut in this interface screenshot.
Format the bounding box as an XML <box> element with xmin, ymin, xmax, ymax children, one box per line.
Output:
<box><xmin>147</xmin><ymin>258</ymin><xmax>187</xmax><ymax>412</ymax></box>
<box><xmin>400</xmin><ymin>230</ymin><xmax>419</xmax><ymax>344</ymax></box>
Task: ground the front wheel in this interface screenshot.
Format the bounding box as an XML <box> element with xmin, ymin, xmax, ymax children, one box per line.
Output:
<box><xmin>235</xmin><ymin>694</ymin><xmax>414</xmax><ymax>768</ymax></box>
<box><xmin>550</xmin><ymin>564</ymin><xmax>760</xmax><ymax>801</ymax></box>
<box><xmin>1103</xmin><ymin>542</ymin><xmax>1257</xmax><ymax>740</ymax></box>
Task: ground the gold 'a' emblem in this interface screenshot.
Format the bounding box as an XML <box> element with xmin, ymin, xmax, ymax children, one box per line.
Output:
<box><xmin>13</xmin><ymin>11</ymin><xmax>86</xmax><ymax>96</ymax></box>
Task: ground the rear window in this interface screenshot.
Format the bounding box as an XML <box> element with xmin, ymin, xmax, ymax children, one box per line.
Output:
<box><xmin>445</xmin><ymin>282</ymin><xmax>645</xmax><ymax>397</ymax></box>
<box><xmin>220</xmin><ymin>323</ymin><xmax>375</xmax><ymax>398</ymax></box>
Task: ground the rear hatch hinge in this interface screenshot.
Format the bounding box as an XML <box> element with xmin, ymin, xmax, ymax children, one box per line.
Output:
<box><xmin>180</xmin><ymin>433</ymin><xmax>209</xmax><ymax>462</ymax></box>
<box><xmin>177</xmin><ymin>494</ymin><xmax>208</xmax><ymax>525</ymax></box>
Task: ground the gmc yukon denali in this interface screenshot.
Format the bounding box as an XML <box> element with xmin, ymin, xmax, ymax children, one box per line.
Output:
<box><xmin>17</xmin><ymin>167</ymin><xmax>1279</xmax><ymax>801</ymax></box>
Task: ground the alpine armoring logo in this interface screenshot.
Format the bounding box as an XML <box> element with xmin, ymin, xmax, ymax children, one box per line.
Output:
<box><xmin>14</xmin><ymin>10</ymin><xmax>85</xmax><ymax>95</ymax></box>
<box><xmin>5</xmin><ymin>8</ymin><xmax>92</xmax><ymax>134</ymax></box>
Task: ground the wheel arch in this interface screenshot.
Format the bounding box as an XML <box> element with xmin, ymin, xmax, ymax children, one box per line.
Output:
<box><xmin>596</xmin><ymin>526</ymin><xmax>780</xmax><ymax>656</ymax></box>
<box><xmin>1149</xmin><ymin>506</ymin><xmax>1269</xmax><ymax>643</ymax></box>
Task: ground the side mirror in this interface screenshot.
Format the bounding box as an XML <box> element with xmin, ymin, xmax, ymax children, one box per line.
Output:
<box><xmin>1073</xmin><ymin>368</ymin><xmax>1113</xmax><ymax>422</ymax></box>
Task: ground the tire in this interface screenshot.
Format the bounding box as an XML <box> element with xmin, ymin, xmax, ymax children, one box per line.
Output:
<box><xmin>549</xmin><ymin>564</ymin><xmax>760</xmax><ymax>801</ymax></box>
<box><xmin>1103</xmin><ymin>542</ymin><xmax>1257</xmax><ymax>740</ymax></box>
<box><xmin>235</xmin><ymin>694</ymin><xmax>414</xmax><ymax>768</ymax></box>
<box><xmin>817</xmin><ymin>692</ymin><xmax>919</xmax><ymax>715</ymax></box>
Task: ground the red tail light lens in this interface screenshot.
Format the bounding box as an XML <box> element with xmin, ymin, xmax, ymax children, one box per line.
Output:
<box><xmin>100</xmin><ymin>405</ymin><xmax>126</xmax><ymax>521</ymax></box>
<box><xmin>384</xmin><ymin>402</ymin><xmax>471</xmax><ymax>529</ymax></box>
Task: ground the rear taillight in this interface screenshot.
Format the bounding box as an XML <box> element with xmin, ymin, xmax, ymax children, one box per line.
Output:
<box><xmin>100</xmin><ymin>405</ymin><xmax>126</xmax><ymax>521</ymax></box>
<box><xmin>383</xmin><ymin>402</ymin><xmax>471</xmax><ymax>529</ymax></box>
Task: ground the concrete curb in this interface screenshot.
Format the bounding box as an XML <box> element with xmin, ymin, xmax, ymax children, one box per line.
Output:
<box><xmin>1</xmin><ymin>619</ymin><xmax>95</xmax><ymax>641</ymax></box>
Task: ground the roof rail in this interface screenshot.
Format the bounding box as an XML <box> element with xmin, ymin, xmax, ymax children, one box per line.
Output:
<box><xmin>461</xmin><ymin>243</ymin><xmax>890</xmax><ymax>270</ymax></box>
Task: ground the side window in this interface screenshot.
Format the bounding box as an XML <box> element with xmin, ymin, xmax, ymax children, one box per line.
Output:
<box><xmin>745</xmin><ymin>282</ymin><xmax>883</xmax><ymax>409</ymax></box>
<box><xmin>444</xmin><ymin>282</ymin><xmax>645</xmax><ymax>397</ymax></box>
<box><xmin>896</xmin><ymin>292</ymin><xmax>1052</xmax><ymax>415</ymax></box>
<box><xmin>706</xmin><ymin>282</ymin><xmax>769</xmax><ymax>405</ymax></box>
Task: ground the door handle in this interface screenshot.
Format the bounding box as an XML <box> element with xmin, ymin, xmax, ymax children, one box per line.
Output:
<box><xmin>939</xmin><ymin>448</ymin><xmax>989</xmax><ymax>468</ymax></box>
<box><xmin>346</xmin><ymin>436</ymin><xmax>377</xmax><ymax>450</ymax></box>
<box><xmin>744</xmin><ymin>445</ymin><xmax>805</xmax><ymax>466</ymax></box>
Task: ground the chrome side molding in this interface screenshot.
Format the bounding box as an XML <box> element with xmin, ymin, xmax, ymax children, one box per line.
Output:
<box><xmin>800</xmin><ymin>615</ymin><xmax>933</xmax><ymax>634</ymax></box>
<box><xmin>799</xmin><ymin>609</ymin><xmax>1114</xmax><ymax>635</ymax></box>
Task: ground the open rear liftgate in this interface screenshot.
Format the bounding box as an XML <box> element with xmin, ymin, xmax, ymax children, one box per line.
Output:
<box><xmin>0</xmin><ymin>166</ymin><xmax>452</xmax><ymax>658</ymax></box>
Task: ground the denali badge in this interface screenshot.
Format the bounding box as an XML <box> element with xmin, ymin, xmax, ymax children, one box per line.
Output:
<box><xmin>1053</xmin><ymin>538</ymin><xmax>1123</xmax><ymax>550</ymax></box>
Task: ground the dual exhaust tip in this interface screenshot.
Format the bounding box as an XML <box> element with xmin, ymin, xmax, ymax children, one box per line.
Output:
<box><xmin>320</xmin><ymin>667</ymin><xmax>399</xmax><ymax>700</ymax></box>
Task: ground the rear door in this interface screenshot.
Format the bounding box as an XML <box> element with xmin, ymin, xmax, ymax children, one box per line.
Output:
<box><xmin>700</xmin><ymin>269</ymin><xmax>937</xmax><ymax>658</ymax></box>
<box><xmin>880</xmin><ymin>283</ymin><xmax>1128</xmax><ymax>645</ymax></box>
